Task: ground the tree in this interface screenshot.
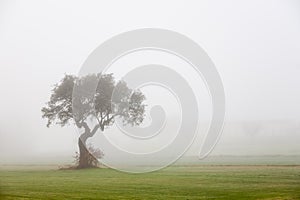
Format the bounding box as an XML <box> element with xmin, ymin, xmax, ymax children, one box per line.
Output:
<box><xmin>42</xmin><ymin>73</ymin><xmax>146</xmax><ymax>168</ymax></box>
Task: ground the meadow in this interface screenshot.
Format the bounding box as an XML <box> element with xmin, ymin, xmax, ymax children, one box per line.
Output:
<box><xmin>0</xmin><ymin>165</ymin><xmax>300</xmax><ymax>199</ymax></box>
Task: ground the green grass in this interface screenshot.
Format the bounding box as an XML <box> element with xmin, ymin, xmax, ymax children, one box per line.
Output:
<box><xmin>0</xmin><ymin>166</ymin><xmax>300</xmax><ymax>199</ymax></box>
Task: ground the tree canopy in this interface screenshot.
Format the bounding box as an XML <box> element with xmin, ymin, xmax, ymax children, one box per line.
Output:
<box><xmin>42</xmin><ymin>73</ymin><xmax>146</xmax><ymax>131</ymax></box>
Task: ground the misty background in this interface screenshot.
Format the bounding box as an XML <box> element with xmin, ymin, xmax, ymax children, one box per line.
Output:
<box><xmin>0</xmin><ymin>0</ymin><xmax>300</xmax><ymax>164</ymax></box>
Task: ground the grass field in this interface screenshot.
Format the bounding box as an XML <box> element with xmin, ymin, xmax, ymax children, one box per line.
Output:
<box><xmin>0</xmin><ymin>165</ymin><xmax>299</xmax><ymax>200</ymax></box>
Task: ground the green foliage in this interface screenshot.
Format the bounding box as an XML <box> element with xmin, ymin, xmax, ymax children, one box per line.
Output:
<box><xmin>42</xmin><ymin>73</ymin><xmax>146</xmax><ymax>131</ymax></box>
<box><xmin>41</xmin><ymin>75</ymin><xmax>75</xmax><ymax>127</ymax></box>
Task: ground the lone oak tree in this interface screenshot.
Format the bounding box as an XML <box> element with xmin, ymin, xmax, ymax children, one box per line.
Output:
<box><xmin>42</xmin><ymin>74</ymin><xmax>146</xmax><ymax>168</ymax></box>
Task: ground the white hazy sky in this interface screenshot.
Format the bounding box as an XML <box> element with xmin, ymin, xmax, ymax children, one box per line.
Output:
<box><xmin>0</xmin><ymin>0</ymin><xmax>300</xmax><ymax>162</ymax></box>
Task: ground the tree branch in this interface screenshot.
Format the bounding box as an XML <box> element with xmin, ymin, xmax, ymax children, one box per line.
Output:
<box><xmin>79</xmin><ymin>123</ymin><xmax>99</xmax><ymax>144</ymax></box>
<box><xmin>90</xmin><ymin>124</ymin><xmax>100</xmax><ymax>136</ymax></box>
<box><xmin>76</xmin><ymin>121</ymin><xmax>90</xmax><ymax>133</ymax></box>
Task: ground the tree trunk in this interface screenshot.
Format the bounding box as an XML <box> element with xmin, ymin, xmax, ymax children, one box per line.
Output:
<box><xmin>77</xmin><ymin>136</ymin><xmax>98</xmax><ymax>169</ymax></box>
<box><xmin>75</xmin><ymin>122</ymin><xmax>100</xmax><ymax>169</ymax></box>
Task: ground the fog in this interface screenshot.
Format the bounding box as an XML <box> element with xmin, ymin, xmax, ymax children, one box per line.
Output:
<box><xmin>0</xmin><ymin>0</ymin><xmax>300</xmax><ymax>163</ymax></box>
